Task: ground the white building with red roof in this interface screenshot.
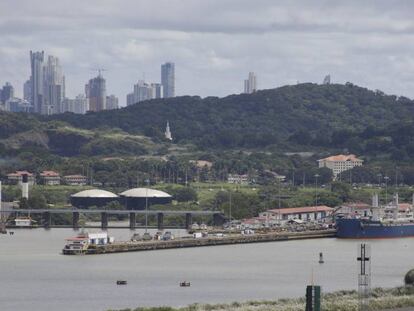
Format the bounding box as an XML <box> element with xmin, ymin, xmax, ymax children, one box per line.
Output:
<box><xmin>317</xmin><ymin>154</ymin><xmax>363</xmax><ymax>179</ymax></box>
<box><xmin>40</xmin><ymin>171</ymin><xmax>61</xmax><ymax>185</ymax></box>
<box><xmin>259</xmin><ymin>205</ymin><xmax>333</xmax><ymax>221</ymax></box>
<box><xmin>7</xmin><ymin>171</ymin><xmax>35</xmax><ymax>185</ymax></box>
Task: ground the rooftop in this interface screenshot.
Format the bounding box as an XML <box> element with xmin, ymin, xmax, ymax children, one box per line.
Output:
<box><xmin>119</xmin><ymin>188</ymin><xmax>172</xmax><ymax>198</ymax></box>
<box><xmin>71</xmin><ymin>189</ymin><xmax>118</xmax><ymax>198</ymax></box>
<box><xmin>318</xmin><ymin>154</ymin><xmax>363</xmax><ymax>162</ymax></box>
<box><xmin>267</xmin><ymin>206</ymin><xmax>333</xmax><ymax>214</ymax></box>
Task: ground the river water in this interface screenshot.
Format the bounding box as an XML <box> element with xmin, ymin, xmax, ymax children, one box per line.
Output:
<box><xmin>0</xmin><ymin>228</ymin><xmax>413</xmax><ymax>311</ymax></box>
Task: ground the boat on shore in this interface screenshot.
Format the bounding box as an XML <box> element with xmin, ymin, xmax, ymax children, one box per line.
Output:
<box><xmin>62</xmin><ymin>231</ymin><xmax>115</xmax><ymax>255</ymax></box>
<box><xmin>13</xmin><ymin>216</ymin><xmax>37</xmax><ymax>228</ymax></box>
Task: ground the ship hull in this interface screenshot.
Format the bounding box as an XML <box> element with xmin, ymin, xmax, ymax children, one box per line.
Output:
<box><xmin>336</xmin><ymin>218</ymin><xmax>414</xmax><ymax>239</ymax></box>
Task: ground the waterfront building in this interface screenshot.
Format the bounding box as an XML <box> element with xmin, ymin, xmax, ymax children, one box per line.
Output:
<box><xmin>243</xmin><ymin>72</ymin><xmax>257</xmax><ymax>94</ymax></box>
<box><xmin>63</xmin><ymin>174</ymin><xmax>88</xmax><ymax>186</ymax></box>
<box><xmin>40</xmin><ymin>171</ymin><xmax>61</xmax><ymax>185</ymax></box>
<box><xmin>0</xmin><ymin>82</ymin><xmax>14</xmax><ymax>104</ymax></box>
<box><xmin>7</xmin><ymin>171</ymin><xmax>35</xmax><ymax>185</ymax></box>
<box><xmin>161</xmin><ymin>62</ymin><xmax>175</xmax><ymax>98</ymax></box>
<box><xmin>30</xmin><ymin>51</ymin><xmax>45</xmax><ymax>114</ymax></box>
<box><xmin>165</xmin><ymin>121</ymin><xmax>172</xmax><ymax>140</ymax></box>
<box><xmin>43</xmin><ymin>55</ymin><xmax>65</xmax><ymax>114</ymax></box>
<box><xmin>259</xmin><ymin>205</ymin><xmax>333</xmax><ymax>221</ymax></box>
<box><xmin>317</xmin><ymin>154</ymin><xmax>363</xmax><ymax>179</ymax></box>
<box><xmin>5</xmin><ymin>98</ymin><xmax>33</xmax><ymax>113</ymax></box>
<box><xmin>61</xmin><ymin>94</ymin><xmax>88</xmax><ymax>114</ymax></box>
<box><xmin>85</xmin><ymin>73</ymin><xmax>106</xmax><ymax>112</ymax></box>
<box><xmin>227</xmin><ymin>174</ymin><xmax>249</xmax><ymax>185</ymax></box>
<box><xmin>106</xmin><ymin>94</ymin><xmax>119</xmax><ymax>110</ymax></box>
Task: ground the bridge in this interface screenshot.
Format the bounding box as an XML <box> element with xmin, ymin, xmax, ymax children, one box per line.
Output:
<box><xmin>0</xmin><ymin>208</ymin><xmax>226</xmax><ymax>230</ymax></box>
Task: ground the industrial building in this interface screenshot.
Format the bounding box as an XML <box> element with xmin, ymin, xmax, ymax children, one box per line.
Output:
<box><xmin>70</xmin><ymin>189</ymin><xmax>119</xmax><ymax>208</ymax></box>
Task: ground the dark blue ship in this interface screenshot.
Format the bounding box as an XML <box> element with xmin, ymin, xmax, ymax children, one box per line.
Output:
<box><xmin>336</xmin><ymin>218</ymin><xmax>414</xmax><ymax>238</ymax></box>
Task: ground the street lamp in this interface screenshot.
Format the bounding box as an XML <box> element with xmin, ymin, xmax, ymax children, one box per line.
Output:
<box><xmin>314</xmin><ymin>174</ymin><xmax>320</xmax><ymax>207</ymax></box>
<box><xmin>384</xmin><ymin>176</ymin><xmax>389</xmax><ymax>205</ymax></box>
<box><xmin>145</xmin><ymin>179</ymin><xmax>150</xmax><ymax>233</ymax></box>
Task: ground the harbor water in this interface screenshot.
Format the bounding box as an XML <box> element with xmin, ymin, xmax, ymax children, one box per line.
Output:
<box><xmin>0</xmin><ymin>228</ymin><xmax>413</xmax><ymax>311</ymax></box>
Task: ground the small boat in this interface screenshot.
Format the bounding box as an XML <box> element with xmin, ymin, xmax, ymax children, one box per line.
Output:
<box><xmin>180</xmin><ymin>281</ymin><xmax>191</xmax><ymax>287</ymax></box>
<box><xmin>116</xmin><ymin>280</ymin><xmax>127</xmax><ymax>285</ymax></box>
<box><xmin>318</xmin><ymin>252</ymin><xmax>324</xmax><ymax>264</ymax></box>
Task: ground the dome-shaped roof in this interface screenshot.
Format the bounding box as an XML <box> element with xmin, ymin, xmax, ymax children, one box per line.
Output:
<box><xmin>71</xmin><ymin>189</ymin><xmax>118</xmax><ymax>198</ymax></box>
<box><xmin>119</xmin><ymin>188</ymin><xmax>172</xmax><ymax>198</ymax></box>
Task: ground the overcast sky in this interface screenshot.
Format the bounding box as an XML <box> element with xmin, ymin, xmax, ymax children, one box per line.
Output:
<box><xmin>1</xmin><ymin>0</ymin><xmax>414</xmax><ymax>106</ymax></box>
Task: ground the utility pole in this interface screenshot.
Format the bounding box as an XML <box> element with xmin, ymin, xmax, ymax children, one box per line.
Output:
<box><xmin>384</xmin><ymin>176</ymin><xmax>389</xmax><ymax>205</ymax></box>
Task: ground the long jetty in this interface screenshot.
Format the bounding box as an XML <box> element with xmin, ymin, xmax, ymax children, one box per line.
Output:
<box><xmin>84</xmin><ymin>229</ymin><xmax>336</xmax><ymax>255</ymax></box>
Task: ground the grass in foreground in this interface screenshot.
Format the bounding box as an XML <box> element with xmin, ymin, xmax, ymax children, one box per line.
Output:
<box><xmin>108</xmin><ymin>286</ymin><xmax>414</xmax><ymax>311</ymax></box>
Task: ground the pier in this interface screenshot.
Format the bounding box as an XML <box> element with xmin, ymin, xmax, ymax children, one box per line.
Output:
<box><xmin>83</xmin><ymin>229</ymin><xmax>337</xmax><ymax>255</ymax></box>
<box><xmin>0</xmin><ymin>208</ymin><xmax>225</xmax><ymax>230</ymax></box>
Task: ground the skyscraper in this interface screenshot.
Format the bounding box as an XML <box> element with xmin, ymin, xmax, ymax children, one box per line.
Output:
<box><xmin>323</xmin><ymin>74</ymin><xmax>331</xmax><ymax>85</ymax></box>
<box><xmin>61</xmin><ymin>94</ymin><xmax>88</xmax><ymax>114</ymax></box>
<box><xmin>106</xmin><ymin>94</ymin><xmax>119</xmax><ymax>110</ymax></box>
<box><xmin>23</xmin><ymin>79</ymin><xmax>32</xmax><ymax>102</ymax></box>
<box><xmin>0</xmin><ymin>82</ymin><xmax>14</xmax><ymax>103</ymax></box>
<box><xmin>127</xmin><ymin>80</ymin><xmax>163</xmax><ymax>106</ymax></box>
<box><xmin>161</xmin><ymin>62</ymin><xmax>175</xmax><ymax>98</ymax></box>
<box><xmin>30</xmin><ymin>51</ymin><xmax>45</xmax><ymax>113</ymax></box>
<box><xmin>85</xmin><ymin>73</ymin><xmax>106</xmax><ymax>112</ymax></box>
<box><xmin>43</xmin><ymin>55</ymin><xmax>65</xmax><ymax>114</ymax></box>
<box><xmin>243</xmin><ymin>72</ymin><xmax>257</xmax><ymax>94</ymax></box>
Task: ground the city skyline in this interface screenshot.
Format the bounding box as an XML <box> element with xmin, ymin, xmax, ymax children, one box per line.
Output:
<box><xmin>1</xmin><ymin>1</ymin><xmax>414</xmax><ymax>105</ymax></box>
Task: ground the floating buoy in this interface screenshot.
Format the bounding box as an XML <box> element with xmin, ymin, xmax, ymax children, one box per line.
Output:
<box><xmin>180</xmin><ymin>281</ymin><xmax>191</xmax><ymax>287</ymax></box>
<box><xmin>319</xmin><ymin>252</ymin><xmax>324</xmax><ymax>264</ymax></box>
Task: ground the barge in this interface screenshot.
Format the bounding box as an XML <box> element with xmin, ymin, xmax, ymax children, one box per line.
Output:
<box><xmin>62</xmin><ymin>231</ymin><xmax>115</xmax><ymax>254</ymax></box>
<box><xmin>62</xmin><ymin>229</ymin><xmax>336</xmax><ymax>255</ymax></box>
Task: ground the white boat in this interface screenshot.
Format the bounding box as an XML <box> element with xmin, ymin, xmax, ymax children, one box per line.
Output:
<box><xmin>62</xmin><ymin>231</ymin><xmax>114</xmax><ymax>255</ymax></box>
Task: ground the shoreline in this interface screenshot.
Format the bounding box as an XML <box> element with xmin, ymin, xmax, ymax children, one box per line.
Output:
<box><xmin>108</xmin><ymin>286</ymin><xmax>414</xmax><ymax>311</ymax></box>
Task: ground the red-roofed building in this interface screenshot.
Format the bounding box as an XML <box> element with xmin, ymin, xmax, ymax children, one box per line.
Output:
<box><xmin>259</xmin><ymin>205</ymin><xmax>333</xmax><ymax>221</ymax></box>
<box><xmin>317</xmin><ymin>154</ymin><xmax>363</xmax><ymax>179</ymax></box>
<box><xmin>40</xmin><ymin>171</ymin><xmax>61</xmax><ymax>185</ymax></box>
<box><xmin>63</xmin><ymin>175</ymin><xmax>88</xmax><ymax>186</ymax></box>
<box><xmin>7</xmin><ymin>171</ymin><xmax>35</xmax><ymax>185</ymax></box>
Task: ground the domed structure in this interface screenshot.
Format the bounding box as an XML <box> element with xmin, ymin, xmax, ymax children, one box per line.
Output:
<box><xmin>70</xmin><ymin>189</ymin><xmax>119</xmax><ymax>208</ymax></box>
<box><xmin>119</xmin><ymin>188</ymin><xmax>172</xmax><ymax>209</ymax></box>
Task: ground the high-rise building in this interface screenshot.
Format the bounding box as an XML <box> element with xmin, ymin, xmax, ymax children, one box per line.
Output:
<box><xmin>30</xmin><ymin>51</ymin><xmax>45</xmax><ymax>113</ymax></box>
<box><xmin>61</xmin><ymin>94</ymin><xmax>88</xmax><ymax>114</ymax></box>
<box><xmin>106</xmin><ymin>94</ymin><xmax>119</xmax><ymax>110</ymax></box>
<box><xmin>244</xmin><ymin>72</ymin><xmax>257</xmax><ymax>94</ymax></box>
<box><xmin>161</xmin><ymin>62</ymin><xmax>175</xmax><ymax>98</ymax></box>
<box><xmin>43</xmin><ymin>56</ymin><xmax>65</xmax><ymax>114</ymax></box>
<box><xmin>0</xmin><ymin>82</ymin><xmax>14</xmax><ymax>104</ymax></box>
<box><xmin>85</xmin><ymin>73</ymin><xmax>106</xmax><ymax>112</ymax></box>
<box><xmin>127</xmin><ymin>80</ymin><xmax>163</xmax><ymax>106</ymax></box>
<box><xmin>323</xmin><ymin>74</ymin><xmax>331</xmax><ymax>85</ymax></box>
<box><xmin>5</xmin><ymin>98</ymin><xmax>33</xmax><ymax>113</ymax></box>
<box><xmin>23</xmin><ymin>78</ymin><xmax>32</xmax><ymax>102</ymax></box>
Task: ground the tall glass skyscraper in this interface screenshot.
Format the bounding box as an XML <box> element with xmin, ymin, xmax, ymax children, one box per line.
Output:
<box><xmin>161</xmin><ymin>62</ymin><xmax>175</xmax><ymax>98</ymax></box>
<box><xmin>30</xmin><ymin>51</ymin><xmax>44</xmax><ymax>113</ymax></box>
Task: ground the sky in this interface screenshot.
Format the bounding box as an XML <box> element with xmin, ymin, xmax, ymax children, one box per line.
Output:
<box><xmin>1</xmin><ymin>0</ymin><xmax>414</xmax><ymax>106</ymax></box>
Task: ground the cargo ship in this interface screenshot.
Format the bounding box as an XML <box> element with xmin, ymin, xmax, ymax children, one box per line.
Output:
<box><xmin>336</xmin><ymin>194</ymin><xmax>414</xmax><ymax>239</ymax></box>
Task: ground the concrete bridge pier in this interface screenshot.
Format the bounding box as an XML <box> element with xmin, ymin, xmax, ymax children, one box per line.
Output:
<box><xmin>43</xmin><ymin>212</ymin><xmax>51</xmax><ymax>228</ymax></box>
<box><xmin>157</xmin><ymin>212</ymin><xmax>164</xmax><ymax>231</ymax></box>
<box><xmin>72</xmin><ymin>212</ymin><xmax>80</xmax><ymax>230</ymax></box>
<box><xmin>129</xmin><ymin>212</ymin><xmax>136</xmax><ymax>230</ymax></box>
<box><xmin>101</xmin><ymin>212</ymin><xmax>108</xmax><ymax>230</ymax></box>
<box><xmin>185</xmin><ymin>213</ymin><xmax>192</xmax><ymax>230</ymax></box>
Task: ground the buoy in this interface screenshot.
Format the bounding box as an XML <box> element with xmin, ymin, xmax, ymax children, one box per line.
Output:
<box><xmin>318</xmin><ymin>252</ymin><xmax>324</xmax><ymax>264</ymax></box>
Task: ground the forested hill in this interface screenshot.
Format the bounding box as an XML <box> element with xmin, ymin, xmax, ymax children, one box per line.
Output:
<box><xmin>1</xmin><ymin>83</ymin><xmax>414</xmax><ymax>159</ymax></box>
<box><xmin>47</xmin><ymin>83</ymin><xmax>414</xmax><ymax>149</ymax></box>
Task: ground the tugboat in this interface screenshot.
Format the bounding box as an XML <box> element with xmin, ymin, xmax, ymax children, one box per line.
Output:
<box><xmin>62</xmin><ymin>230</ymin><xmax>114</xmax><ymax>255</ymax></box>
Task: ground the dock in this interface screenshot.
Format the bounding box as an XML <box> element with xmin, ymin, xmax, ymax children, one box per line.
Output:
<box><xmin>81</xmin><ymin>229</ymin><xmax>336</xmax><ymax>255</ymax></box>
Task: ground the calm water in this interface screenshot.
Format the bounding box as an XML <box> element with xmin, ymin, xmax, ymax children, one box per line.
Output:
<box><xmin>0</xmin><ymin>228</ymin><xmax>413</xmax><ymax>311</ymax></box>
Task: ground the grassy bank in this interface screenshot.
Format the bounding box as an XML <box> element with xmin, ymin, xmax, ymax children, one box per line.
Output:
<box><xmin>108</xmin><ymin>286</ymin><xmax>414</xmax><ymax>311</ymax></box>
